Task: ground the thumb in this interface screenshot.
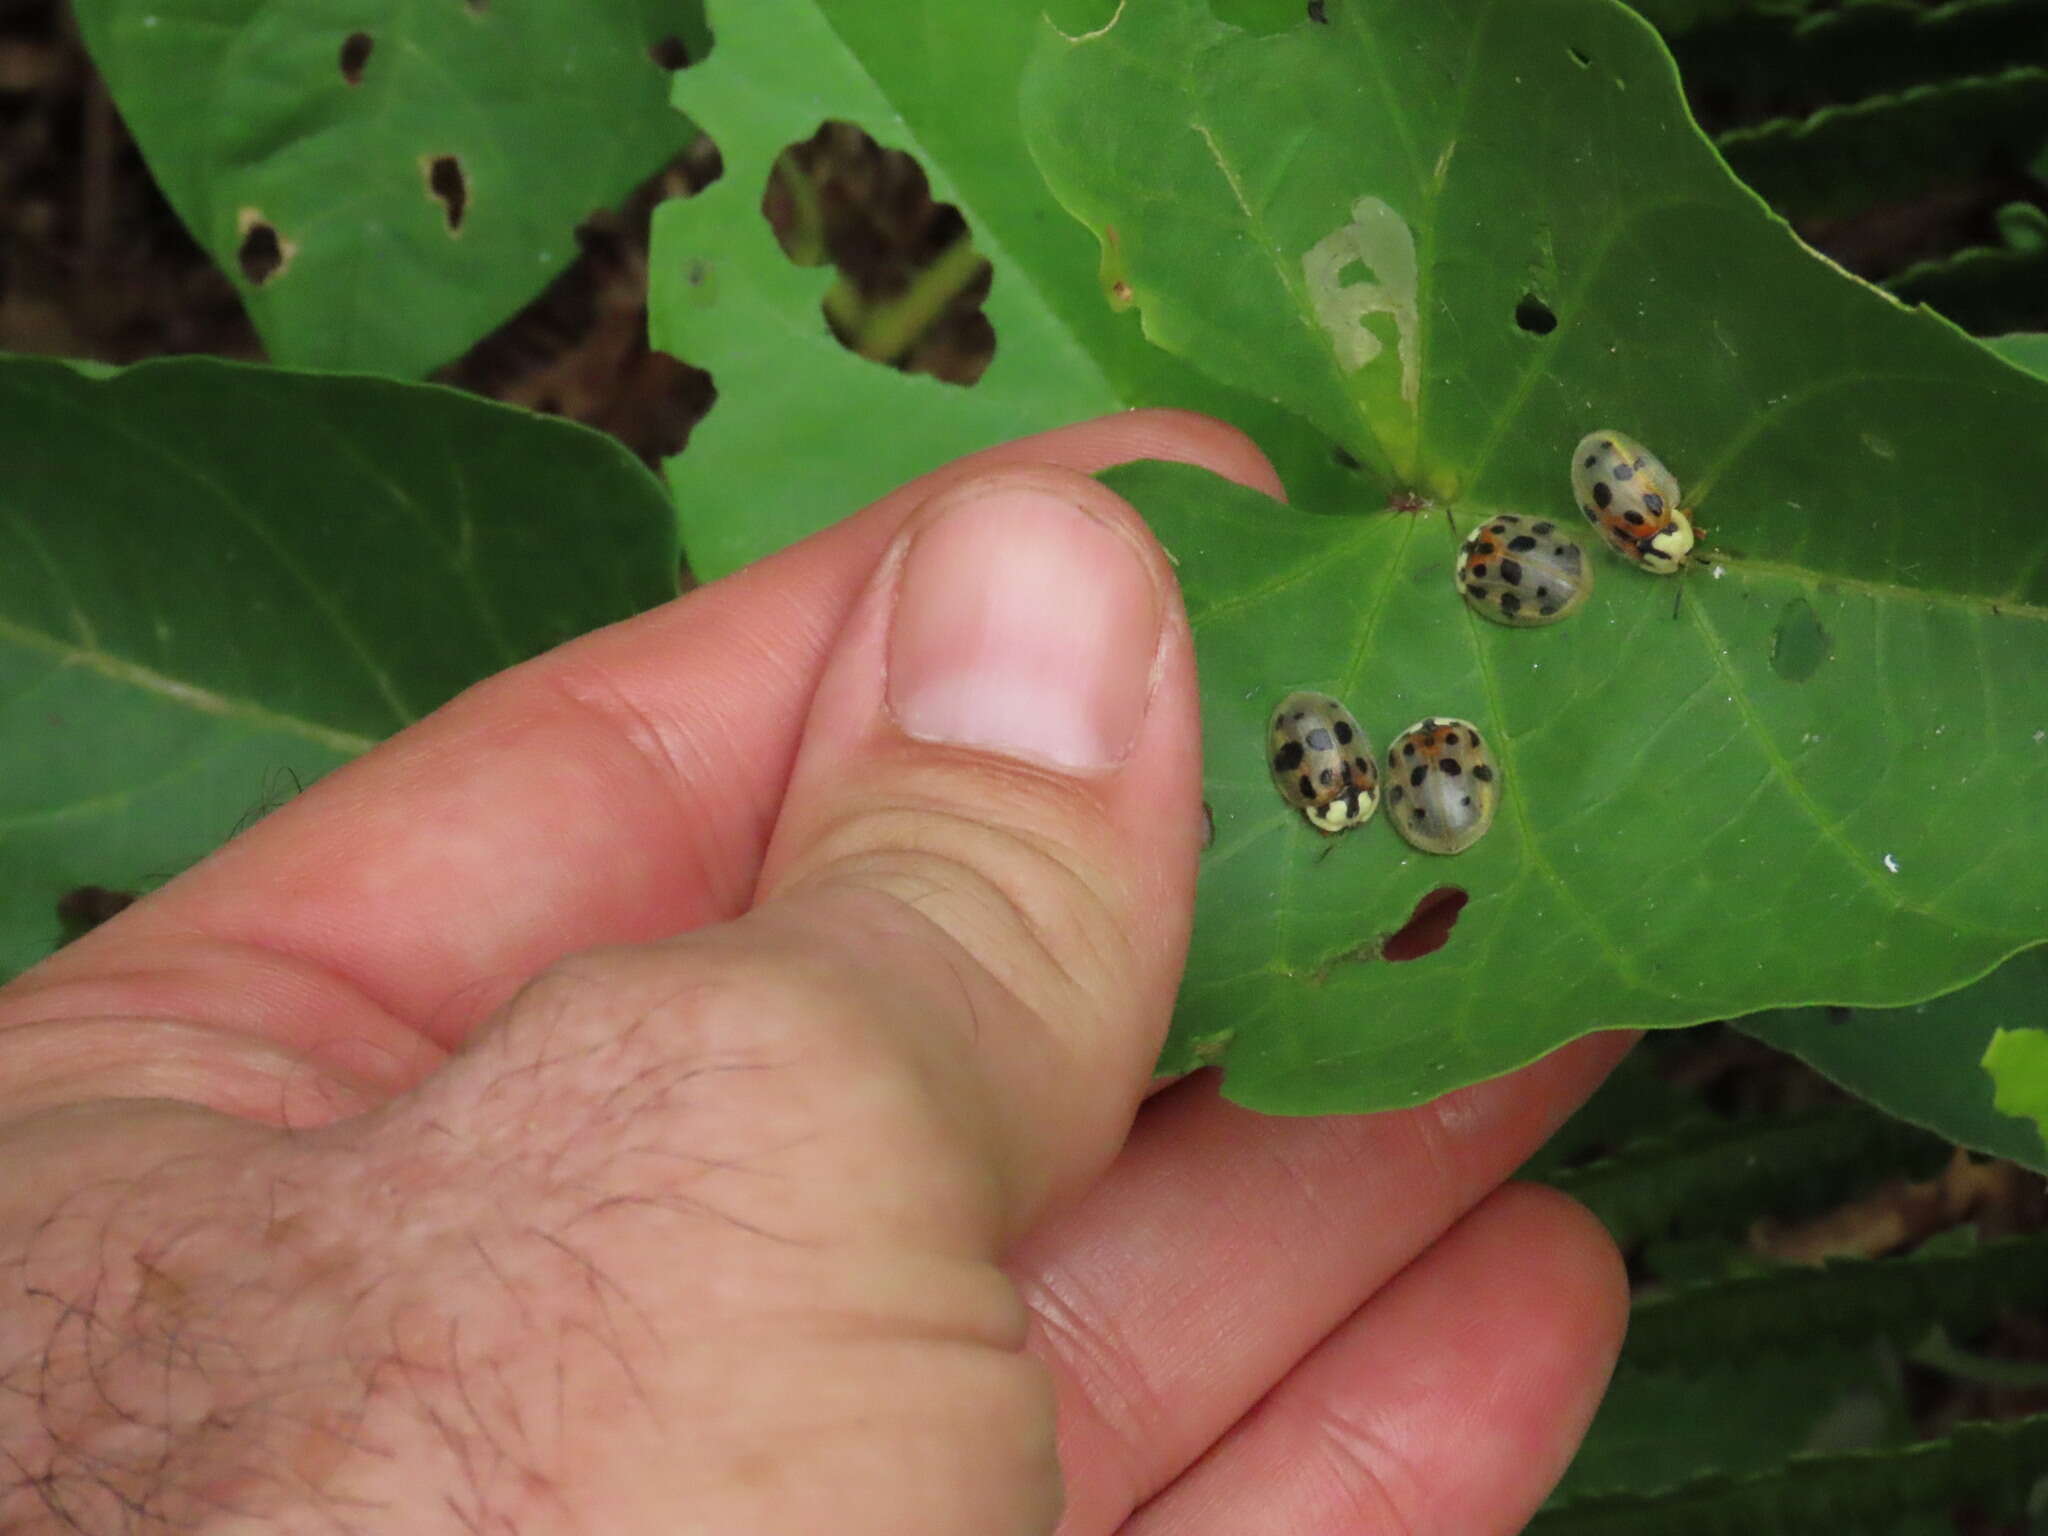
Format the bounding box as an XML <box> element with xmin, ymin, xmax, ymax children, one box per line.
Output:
<box><xmin>750</xmin><ymin>463</ymin><xmax>1203</xmax><ymax>1242</ymax></box>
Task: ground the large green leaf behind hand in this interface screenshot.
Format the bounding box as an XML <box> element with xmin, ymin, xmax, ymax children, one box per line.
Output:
<box><xmin>72</xmin><ymin>0</ymin><xmax>706</xmax><ymax>374</ymax></box>
<box><xmin>0</xmin><ymin>357</ymin><xmax>677</xmax><ymax>979</ymax></box>
<box><xmin>1029</xmin><ymin>0</ymin><xmax>2048</xmax><ymax>1111</ymax></box>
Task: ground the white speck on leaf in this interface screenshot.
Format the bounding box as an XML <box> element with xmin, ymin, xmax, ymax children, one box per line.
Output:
<box><xmin>1883</xmin><ymin>854</ymin><xmax>1900</xmax><ymax>874</ymax></box>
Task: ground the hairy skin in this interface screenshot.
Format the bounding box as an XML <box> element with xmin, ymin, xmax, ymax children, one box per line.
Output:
<box><xmin>0</xmin><ymin>414</ymin><xmax>1630</xmax><ymax>1534</ymax></box>
<box><xmin>2</xmin><ymin>922</ymin><xmax>1061</xmax><ymax>1532</ymax></box>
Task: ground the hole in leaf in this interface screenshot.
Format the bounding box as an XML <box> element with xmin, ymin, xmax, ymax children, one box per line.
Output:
<box><xmin>435</xmin><ymin>147</ymin><xmax>719</xmax><ymax>472</ymax></box>
<box><xmin>1308</xmin><ymin>0</ymin><xmax>1329</xmax><ymax>21</ymax></box>
<box><xmin>1514</xmin><ymin>293</ymin><xmax>1557</xmax><ymax>335</ymax></box>
<box><xmin>464</xmin><ymin>0</ymin><xmax>488</xmax><ymax>12</ymax></box>
<box><xmin>762</xmin><ymin>120</ymin><xmax>996</xmax><ymax>386</ymax></box>
<box><xmin>649</xmin><ymin>34</ymin><xmax>691</xmax><ymax>69</ymax></box>
<box><xmin>1199</xmin><ymin>800</ymin><xmax>1216</xmax><ymax>850</ymax></box>
<box><xmin>426</xmin><ymin>154</ymin><xmax>468</xmax><ymax>233</ymax></box>
<box><xmin>339</xmin><ymin>31</ymin><xmax>372</xmax><ymax>84</ymax></box>
<box><xmin>1382</xmin><ymin>886</ymin><xmax>1468</xmax><ymax>962</ymax></box>
<box><xmin>55</xmin><ymin>885</ymin><xmax>135</xmax><ymax>942</ymax></box>
<box><xmin>1331</xmin><ymin>444</ymin><xmax>1362</xmax><ymax>471</ymax></box>
<box><xmin>236</xmin><ymin>217</ymin><xmax>287</xmax><ymax>284</ymax></box>
<box><xmin>1569</xmin><ymin>45</ymin><xmax>1590</xmax><ymax>67</ymax></box>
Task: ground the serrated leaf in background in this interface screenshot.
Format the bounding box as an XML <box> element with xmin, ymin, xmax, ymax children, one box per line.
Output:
<box><xmin>70</xmin><ymin>0</ymin><xmax>708</xmax><ymax>375</ymax></box>
<box><xmin>0</xmin><ymin>356</ymin><xmax>678</xmax><ymax>979</ymax></box>
<box><xmin>1024</xmin><ymin>0</ymin><xmax>2048</xmax><ymax>1111</ymax></box>
<box><xmin>1739</xmin><ymin>948</ymin><xmax>2048</xmax><ymax>1173</ymax></box>
<box><xmin>1554</xmin><ymin>1346</ymin><xmax>1899</xmax><ymax>1504</ymax></box>
<box><xmin>1886</xmin><ymin>208</ymin><xmax>2048</xmax><ymax>337</ymax></box>
<box><xmin>1532</xmin><ymin>1410</ymin><xmax>2048</xmax><ymax>1534</ymax></box>
<box><xmin>645</xmin><ymin>0</ymin><xmax>1356</xmax><ymax>584</ymax></box>
<box><xmin>1716</xmin><ymin>66</ymin><xmax>2048</xmax><ymax>223</ymax></box>
<box><xmin>1663</xmin><ymin>0</ymin><xmax>2048</xmax><ymax>119</ymax></box>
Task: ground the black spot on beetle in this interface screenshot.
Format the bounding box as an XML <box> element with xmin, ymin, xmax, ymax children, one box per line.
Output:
<box><xmin>1471</xmin><ymin>562</ymin><xmax>1489</xmax><ymax>578</ymax></box>
<box><xmin>1273</xmin><ymin>741</ymin><xmax>1305</xmax><ymax>772</ymax></box>
<box><xmin>1402</xmin><ymin>742</ymin><xmax>1417</xmax><ymax>758</ymax></box>
<box><xmin>1333</xmin><ymin>719</ymin><xmax>1354</xmax><ymax>744</ymax></box>
<box><xmin>1643</xmin><ymin>492</ymin><xmax>1665</xmax><ymax>514</ymax></box>
<box><xmin>1298</xmin><ymin>773</ymin><xmax>1314</xmax><ymax>799</ymax></box>
<box><xmin>1465</xmin><ymin>583</ymin><xmax>1486</xmax><ymax>600</ymax></box>
<box><xmin>1592</xmin><ymin>482</ymin><xmax>1612</xmax><ymax>509</ymax></box>
<box><xmin>1472</xmin><ymin>763</ymin><xmax>1495</xmax><ymax>781</ymax></box>
<box><xmin>1532</xmin><ymin>520</ymin><xmax>1553</xmax><ymax>534</ymax></box>
<box><xmin>1319</xmin><ymin>766</ymin><xmax>1337</xmax><ymax>787</ymax></box>
<box><xmin>1443</xmin><ymin>731</ymin><xmax>1459</xmax><ymax>745</ymax></box>
<box><xmin>1508</xmin><ymin>535</ymin><xmax>1537</xmax><ymax>552</ymax></box>
<box><xmin>1581</xmin><ymin>506</ymin><xmax>1599</xmax><ymax>523</ymax></box>
<box><xmin>1388</xmin><ymin>783</ymin><xmax>1405</xmax><ymax>804</ymax></box>
<box><xmin>1409</xmin><ymin>765</ymin><xmax>1427</xmax><ymax>788</ymax></box>
<box><xmin>1440</xmin><ymin>758</ymin><xmax>1462</xmax><ymax>776</ymax></box>
<box><xmin>1500</xmin><ymin>558</ymin><xmax>1524</xmax><ymax>585</ymax></box>
<box><xmin>1500</xmin><ymin>592</ymin><xmax>1523</xmax><ymax>615</ymax></box>
<box><xmin>1623</xmin><ymin>510</ymin><xmax>1645</xmax><ymax>526</ymax></box>
<box><xmin>1411</xmin><ymin>806</ymin><xmax>1427</xmax><ymax>822</ymax></box>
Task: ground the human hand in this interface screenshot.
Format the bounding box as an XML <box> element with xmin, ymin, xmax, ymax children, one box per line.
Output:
<box><xmin>0</xmin><ymin>412</ymin><xmax>1627</xmax><ymax>1534</ymax></box>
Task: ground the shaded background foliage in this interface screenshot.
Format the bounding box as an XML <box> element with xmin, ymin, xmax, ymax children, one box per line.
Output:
<box><xmin>1</xmin><ymin>0</ymin><xmax>2045</xmax><ymax>1527</ymax></box>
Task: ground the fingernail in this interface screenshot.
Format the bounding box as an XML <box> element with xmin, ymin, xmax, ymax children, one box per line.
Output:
<box><xmin>888</xmin><ymin>483</ymin><xmax>1164</xmax><ymax>771</ymax></box>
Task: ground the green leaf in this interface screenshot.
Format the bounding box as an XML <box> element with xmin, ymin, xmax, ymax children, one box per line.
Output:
<box><xmin>71</xmin><ymin>0</ymin><xmax>705</xmax><ymax>375</ymax></box>
<box><xmin>1624</xmin><ymin>1234</ymin><xmax>2048</xmax><ymax>1371</ymax></box>
<box><xmin>646</xmin><ymin>0</ymin><xmax>1354</xmax><ymax>583</ymax></box>
<box><xmin>1024</xmin><ymin>0</ymin><xmax>2048</xmax><ymax>1110</ymax></box>
<box><xmin>1887</xmin><ymin>218</ymin><xmax>2048</xmax><ymax>338</ymax></box>
<box><xmin>1557</xmin><ymin>1347</ymin><xmax>1897</xmax><ymax>1502</ymax></box>
<box><xmin>1983</xmin><ymin>1026</ymin><xmax>2048</xmax><ymax>1152</ymax></box>
<box><xmin>1988</xmin><ymin>332</ymin><xmax>2048</xmax><ymax>378</ymax></box>
<box><xmin>1664</xmin><ymin>0</ymin><xmax>2048</xmax><ymax>119</ymax></box>
<box><xmin>1539</xmin><ymin>1103</ymin><xmax>1948</xmax><ymax>1252</ymax></box>
<box><xmin>1533</xmin><ymin>1411</ymin><xmax>2048</xmax><ymax>1534</ymax></box>
<box><xmin>0</xmin><ymin>355</ymin><xmax>678</xmax><ymax>978</ymax></box>
<box><xmin>1716</xmin><ymin>67</ymin><xmax>2048</xmax><ymax>223</ymax></box>
<box><xmin>1738</xmin><ymin>948</ymin><xmax>2048</xmax><ymax>1174</ymax></box>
